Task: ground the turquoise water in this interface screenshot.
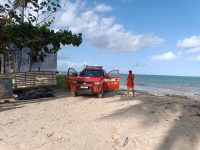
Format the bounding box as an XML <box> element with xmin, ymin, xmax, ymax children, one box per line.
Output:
<box><xmin>60</xmin><ymin>71</ymin><xmax>200</xmax><ymax>98</ymax></box>
<box><xmin>120</xmin><ymin>74</ymin><xmax>200</xmax><ymax>98</ymax></box>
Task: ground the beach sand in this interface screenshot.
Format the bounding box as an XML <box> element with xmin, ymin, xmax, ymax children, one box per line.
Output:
<box><xmin>0</xmin><ymin>89</ymin><xmax>200</xmax><ymax>150</ymax></box>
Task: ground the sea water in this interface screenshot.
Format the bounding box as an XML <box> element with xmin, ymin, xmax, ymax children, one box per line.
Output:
<box><xmin>60</xmin><ymin>71</ymin><xmax>200</xmax><ymax>98</ymax></box>
<box><xmin>120</xmin><ymin>74</ymin><xmax>200</xmax><ymax>98</ymax></box>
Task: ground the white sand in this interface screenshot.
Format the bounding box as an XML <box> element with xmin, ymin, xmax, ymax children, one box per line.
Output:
<box><xmin>0</xmin><ymin>90</ymin><xmax>200</xmax><ymax>150</ymax></box>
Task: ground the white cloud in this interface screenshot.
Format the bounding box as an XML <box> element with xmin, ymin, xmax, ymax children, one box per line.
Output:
<box><xmin>177</xmin><ymin>36</ymin><xmax>200</xmax><ymax>53</ymax></box>
<box><xmin>194</xmin><ymin>55</ymin><xmax>200</xmax><ymax>61</ymax></box>
<box><xmin>151</xmin><ymin>51</ymin><xmax>181</xmax><ymax>61</ymax></box>
<box><xmin>188</xmin><ymin>55</ymin><xmax>200</xmax><ymax>61</ymax></box>
<box><xmin>58</xmin><ymin>59</ymin><xmax>87</xmax><ymax>68</ymax></box>
<box><xmin>94</xmin><ymin>4</ymin><xmax>112</xmax><ymax>12</ymax></box>
<box><xmin>57</xmin><ymin>59</ymin><xmax>98</xmax><ymax>71</ymax></box>
<box><xmin>54</xmin><ymin>0</ymin><xmax>164</xmax><ymax>51</ymax></box>
<box><xmin>0</xmin><ymin>0</ymin><xmax>6</xmax><ymax>5</ymax></box>
<box><xmin>133</xmin><ymin>63</ymin><xmax>147</xmax><ymax>67</ymax></box>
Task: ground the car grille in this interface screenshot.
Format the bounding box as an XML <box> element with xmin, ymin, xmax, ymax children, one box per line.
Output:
<box><xmin>76</xmin><ymin>86</ymin><xmax>93</xmax><ymax>92</ymax></box>
<box><xmin>77</xmin><ymin>81</ymin><xmax>92</xmax><ymax>84</ymax></box>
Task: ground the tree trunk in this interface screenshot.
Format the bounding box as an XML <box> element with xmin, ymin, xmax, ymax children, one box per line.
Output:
<box><xmin>29</xmin><ymin>59</ymin><xmax>32</xmax><ymax>72</ymax></box>
<box><xmin>20</xmin><ymin>0</ymin><xmax>25</xmax><ymax>22</ymax></box>
<box><xmin>3</xmin><ymin>54</ymin><xmax>5</xmax><ymax>74</ymax></box>
<box><xmin>17</xmin><ymin>49</ymin><xmax>22</xmax><ymax>72</ymax></box>
<box><xmin>17</xmin><ymin>0</ymin><xmax>25</xmax><ymax>72</ymax></box>
<box><xmin>0</xmin><ymin>55</ymin><xmax>2</xmax><ymax>74</ymax></box>
<box><xmin>7</xmin><ymin>47</ymin><xmax>15</xmax><ymax>73</ymax></box>
<box><xmin>28</xmin><ymin>47</ymin><xmax>34</xmax><ymax>72</ymax></box>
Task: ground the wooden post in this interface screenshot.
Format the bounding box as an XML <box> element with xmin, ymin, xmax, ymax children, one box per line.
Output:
<box><xmin>34</xmin><ymin>72</ymin><xmax>35</xmax><ymax>87</ymax></box>
<box><xmin>0</xmin><ymin>55</ymin><xmax>2</xmax><ymax>74</ymax></box>
<box><xmin>25</xmin><ymin>72</ymin><xmax>26</xmax><ymax>87</ymax></box>
<box><xmin>0</xmin><ymin>54</ymin><xmax>5</xmax><ymax>74</ymax></box>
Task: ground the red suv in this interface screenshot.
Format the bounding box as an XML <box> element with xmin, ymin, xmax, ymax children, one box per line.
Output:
<box><xmin>66</xmin><ymin>66</ymin><xmax>120</xmax><ymax>98</ymax></box>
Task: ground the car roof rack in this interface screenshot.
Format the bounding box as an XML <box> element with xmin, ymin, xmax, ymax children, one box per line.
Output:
<box><xmin>85</xmin><ymin>65</ymin><xmax>103</xmax><ymax>69</ymax></box>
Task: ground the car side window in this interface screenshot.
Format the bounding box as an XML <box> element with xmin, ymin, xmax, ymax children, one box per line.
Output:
<box><xmin>109</xmin><ymin>70</ymin><xmax>119</xmax><ymax>78</ymax></box>
<box><xmin>79</xmin><ymin>70</ymin><xmax>85</xmax><ymax>76</ymax></box>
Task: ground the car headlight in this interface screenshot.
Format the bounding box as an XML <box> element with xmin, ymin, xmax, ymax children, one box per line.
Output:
<box><xmin>93</xmin><ymin>82</ymin><xmax>100</xmax><ymax>85</ymax></box>
<box><xmin>72</xmin><ymin>80</ymin><xmax>77</xmax><ymax>84</ymax></box>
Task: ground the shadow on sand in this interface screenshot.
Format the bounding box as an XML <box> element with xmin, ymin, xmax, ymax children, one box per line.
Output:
<box><xmin>0</xmin><ymin>88</ymin><xmax>72</xmax><ymax>113</ymax></box>
<box><xmin>100</xmin><ymin>93</ymin><xmax>200</xmax><ymax>150</ymax></box>
<box><xmin>0</xmin><ymin>89</ymin><xmax>121</xmax><ymax>113</ymax></box>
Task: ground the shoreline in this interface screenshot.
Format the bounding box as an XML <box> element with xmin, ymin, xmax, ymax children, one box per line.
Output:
<box><xmin>118</xmin><ymin>88</ymin><xmax>200</xmax><ymax>101</ymax></box>
<box><xmin>120</xmin><ymin>85</ymin><xmax>200</xmax><ymax>98</ymax></box>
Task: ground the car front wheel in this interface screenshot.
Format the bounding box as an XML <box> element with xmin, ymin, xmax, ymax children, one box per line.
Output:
<box><xmin>97</xmin><ymin>89</ymin><xmax>103</xmax><ymax>98</ymax></box>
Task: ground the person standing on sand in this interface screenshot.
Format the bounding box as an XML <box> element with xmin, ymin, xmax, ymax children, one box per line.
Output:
<box><xmin>127</xmin><ymin>70</ymin><xmax>135</xmax><ymax>97</ymax></box>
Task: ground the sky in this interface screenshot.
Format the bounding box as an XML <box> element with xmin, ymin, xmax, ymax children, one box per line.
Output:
<box><xmin>2</xmin><ymin>0</ymin><xmax>200</xmax><ymax>76</ymax></box>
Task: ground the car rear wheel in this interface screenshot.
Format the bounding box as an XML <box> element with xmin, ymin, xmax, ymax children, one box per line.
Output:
<box><xmin>71</xmin><ymin>91</ymin><xmax>78</xmax><ymax>97</ymax></box>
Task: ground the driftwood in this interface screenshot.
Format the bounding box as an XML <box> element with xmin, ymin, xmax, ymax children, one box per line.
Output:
<box><xmin>0</xmin><ymin>99</ymin><xmax>16</xmax><ymax>104</ymax></box>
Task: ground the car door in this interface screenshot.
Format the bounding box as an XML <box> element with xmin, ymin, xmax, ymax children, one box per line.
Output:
<box><xmin>104</xmin><ymin>70</ymin><xmax>120</xmax><ymax>90</ymax></box>
<box><xmin>66</xmin><ymin>68</ymin><xmax>78</xmax><ymax>88</ymax></box>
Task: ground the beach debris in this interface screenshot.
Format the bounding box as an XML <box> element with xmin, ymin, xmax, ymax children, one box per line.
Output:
<box><xmin>165</xmin><ymin>94</ymin><xmax>188</xmax><ymax>99</ymax></box>
<box><xmin>4</xmin><ymin>100</ymin><xmax>10</xmax><ymax>103</ymax></box>
<box><xmin>191</xmin><ymin>105</ymin><xmax>200</xmax><ymax>109</ymax></box>
<box><xmin>150</xmin><ymin>93</ymin><xmax>164</xmax><ymax>96</ymax></box>
<box><xmin>178</xmin><ymin>116</ymin><xmax>183</xmax><ymax>119</ymax></box>
<box><xmin>47</xmin><ymin>132</ymin><xmax>54</xmax><ymax>138</ymax></box>
<box><xmin>150</xmin><ymin>110</ymin><xmax>156</xmax><ymax>113</ymax></box>
<box><xmin>15</xmin><ymin>88</ymin><xmax>54</xmax><ymax>100</ymax></box>
<box><xmin>194</xmin><ymin>113</ymin><xmax>200</xmax><ymax>117</ymax></box>
<box><xmin>123</xmin><ymin>137</ymin><xmax>129</xmax><ymax>147</ymax></box>
<box><xmin>183</xmin><ymin>104</ymin><xmax>200</xmax><ymax>109</ymax></box>
<box><xmin>0</xmin><ymin>99</ymin><xmax>16</xmax><ymax>104</ymax></box>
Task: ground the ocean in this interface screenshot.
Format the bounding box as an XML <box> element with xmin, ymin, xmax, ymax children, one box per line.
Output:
<box><xmin>60</xmin><ymin>71</ymin><xmax>200</xmax><ymax>98</ymax></box>
<box><xmin>120</xmin><ymin>74</ymin><xmax>200</xmax><ymax>98</ymax></box>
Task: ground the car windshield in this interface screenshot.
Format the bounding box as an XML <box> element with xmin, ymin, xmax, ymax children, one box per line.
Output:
<box><xmin>79</xmin><ymin>69</ymin><xmax>103</xmax><ymax>77</ymax></box>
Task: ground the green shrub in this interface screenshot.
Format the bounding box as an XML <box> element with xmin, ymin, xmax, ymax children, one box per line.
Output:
<box><xmin>56</xmin><ymin>74</ymin><xmax>66</xmax><ymax>89</ymax></box>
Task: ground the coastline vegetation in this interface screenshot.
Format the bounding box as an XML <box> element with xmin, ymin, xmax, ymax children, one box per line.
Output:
<box><xmin>56</xmin><ymin>74</ymin><xmax>66</xmax><ymax>89</ymax></box>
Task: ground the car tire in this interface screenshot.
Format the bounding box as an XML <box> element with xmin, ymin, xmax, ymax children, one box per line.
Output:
<box><xmin>71</xmin><ymin>91</ymin><xmax>78</xmax><ymax>97</ymax></box>
<box><xmin>97</xmin><ymin>89</ymin><xmax>103</xmax><ymax>98</ymax></box>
